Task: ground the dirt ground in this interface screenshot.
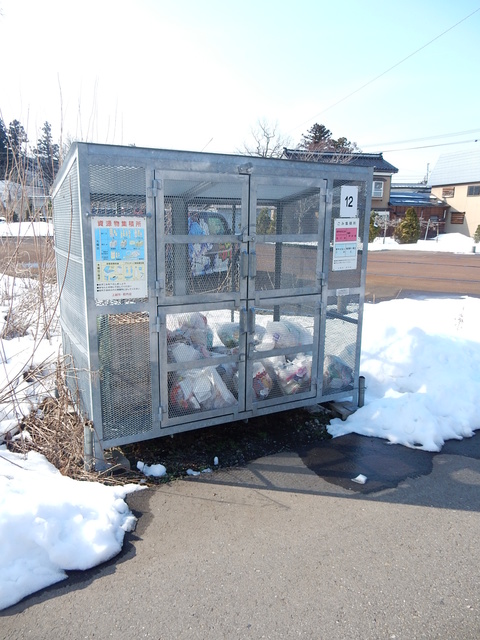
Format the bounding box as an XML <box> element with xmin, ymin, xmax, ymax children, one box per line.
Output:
<box><xmin>365</xmin><ymin>249</ymin><xmax>480</xmax><ymax>301</ymax></box>
<box><xmin>0</xmin><ymin>236</ymin><xmax>55</xmax><ymax>279</ymax></box>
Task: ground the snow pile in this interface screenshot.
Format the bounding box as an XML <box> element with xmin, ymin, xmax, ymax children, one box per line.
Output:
<box><xmin>0</xmin><ymin>274</ymin><xmax>61</xmax><ymax>440</ymax></box>
<box><xmin>0</xmin><ymin>448</ymin><xmax>141</xmax><ymax>611</ymax></box>
<box><xmin>0</xmin><ymin>221</ymin><xmax>53</xmax><ymax>237</ymax></box>
<box><xmin>0</xmin><ymin>332</ymin><xmax>60</xmax><ymax>440</ymax></box>
<box><xmin>369</xmin><ymin>232</ymin><xmax>477</xmax><ymax>253</ymax></box>
<box><xmin>328</xmin><ymin>296</ymin><xmax>480</xmax><ymax>450</ymax></box>
<box><xmin>137</xmin><ymin>460</ymin><xmax>167</xmax><ymax>477</ymax></box>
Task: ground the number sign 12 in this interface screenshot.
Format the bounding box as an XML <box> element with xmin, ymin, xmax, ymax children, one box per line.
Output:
<box><xmin>340</xmin><ymin>185</ymin><xmax>358</xmax><ymax>218</ymax></box>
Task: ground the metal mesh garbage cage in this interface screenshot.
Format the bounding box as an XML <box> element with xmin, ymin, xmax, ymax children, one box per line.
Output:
<box><xmin>52</xmin><ymin>143</ymin><xmax>372</xmax><ymax>468</ymax></box>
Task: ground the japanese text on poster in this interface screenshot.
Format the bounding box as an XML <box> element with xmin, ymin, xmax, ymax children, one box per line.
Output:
<box><xmin>332</xmin><ymin>218</ymin><xmax>359</xmax><ymax>271</ymax></box>
<box><xmin>92</xmin><ymin>217</ymin><xmax>147</xmax><ymax>302</ymax></box>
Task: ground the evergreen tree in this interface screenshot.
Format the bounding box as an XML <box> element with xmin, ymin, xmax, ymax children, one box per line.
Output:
<box><xmin>474</xmin><ymin>224</ymin><xmax>480</xmax><ymax>244</ymax></box>
<box><xmin>7</xmin><ymin>119</ymin><xmax>28</xmax><ymax>178</ymax></box>
<box><xmin>299</xmin><ymin>123</ymin><xmax>360</xmax><ymax>154</ymax></box>
<box><xmin>33</xmin><ymin>121</ymin><xmax>59</xmax><ymax>187</ymax></box>
<box><xmin>331</xmin><ymin>136</ymin><xmax>360</xmax><ymax>154</ymax></box>
<box><xmin>256</xmin><ymin>207</ymin><xmax>275</xmax><ymax>234</ymax></box>
<box><xmin>369</xmin><ymin>211</ymin><xmax>380</xmax><ymax>243</ymax></box>
<box><xmin>394</xmin><ymin>207</ymin><xmax>420</xmax><ymax>244</ymax></box>
<box><xmin>0</xmin><ymin>117</ymin><xmax>8</xmax><ymax>178</ymax></box>
<box><xmin>299</xmin><ymin>123</ymin><xmax>332</xmax><ymax>151</ymax></box>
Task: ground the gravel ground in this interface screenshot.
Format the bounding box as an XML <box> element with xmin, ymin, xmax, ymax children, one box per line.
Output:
<box><xmin>118</xmin><ymin>406</ymin><xmax>332</xmax><ymax>483</ymax></box>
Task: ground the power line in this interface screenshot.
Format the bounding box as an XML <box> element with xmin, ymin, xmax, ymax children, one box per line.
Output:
<box><xmin>381</xmin><ymin>139</ymin><xmax>479</xmax><ymax>153</ymax></box>
<box><xmin>289</xmin><ymin>6</ymin><xmax>480</xmax><ymax>136</ymax></box>
<box><xmin>361</xmin><ymin>128</ymin><xmax>480</xmax><ymax>148</ymax></box>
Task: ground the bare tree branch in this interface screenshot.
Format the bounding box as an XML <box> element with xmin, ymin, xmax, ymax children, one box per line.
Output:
<box><xmin>240</xmin><ymin>119</ymin><xmax>292</xmax><ymax>158</ymax></box>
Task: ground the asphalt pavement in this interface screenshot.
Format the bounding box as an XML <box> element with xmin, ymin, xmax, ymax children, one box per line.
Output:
<box><xmin>2</xmin><ymin>431</ymin><xmax>480</xmax><ymax>640</ymax></box>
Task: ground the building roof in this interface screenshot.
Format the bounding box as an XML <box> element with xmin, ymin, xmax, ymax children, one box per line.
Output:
<box><xmin>391</xmin><ymin>182</ymin><xmax>431</xmax><ymax>192</ymax></box>
<box><xmin>389</xmin><ymin>189</ymin><xmax>447</xmax><ymax>208</ymax></box>
<box><xmin>282</xmin><ymin>148</ymin><xmax>398</xmax><ymax>173</ymax></box>
<box><xmin>428</xmin><ymin>149</ymin><xmax>480</xmax><ymax>186</ymax></box>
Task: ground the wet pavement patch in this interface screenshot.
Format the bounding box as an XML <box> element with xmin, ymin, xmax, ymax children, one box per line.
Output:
<box><xmin>441</xmin><ymin>433</ymin><xmax>480</xmax><ymax>460</ymax></box>
<box><xmin>298</xmin><ymin>434</ymin><xmax>436</xmax><ymax>494</ymax></box>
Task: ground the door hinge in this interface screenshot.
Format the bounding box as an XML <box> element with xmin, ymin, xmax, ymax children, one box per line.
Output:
<box><xmin>155</xmin><ymin>316</ymin><xmax>165</xmax><ymax>333</ymax></box>
<box><xmin>155</xmin><ymin>279</ymin><xmax>164</xmax><ymax>296</ymax></box>
<box><xmin>148</xmin><ymin>179</ymin><xmax>162</xmax><ymax>197</ymax></box>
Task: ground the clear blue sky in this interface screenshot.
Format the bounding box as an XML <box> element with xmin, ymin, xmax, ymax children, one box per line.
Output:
<box><xmin>1</xmin><ymin>0</ymin><xmax>479</xmax><ymax>181</ymax></box>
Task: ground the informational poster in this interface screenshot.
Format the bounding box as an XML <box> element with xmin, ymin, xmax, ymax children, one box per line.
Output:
<box><xmin>92</xmin><ymin>217</ymin><xmax>147</xmax><ymax>302</ymax></box>
<box><xmin>332</xmin><ymin>217</ymin><xmax>359</xmax><ymax>271</ymax></box>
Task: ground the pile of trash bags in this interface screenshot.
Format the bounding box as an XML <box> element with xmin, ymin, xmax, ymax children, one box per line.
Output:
<box><xmin>167</xmin><ymin>312</ymin><xmax>353</xmax><ymax>414</ymax></box>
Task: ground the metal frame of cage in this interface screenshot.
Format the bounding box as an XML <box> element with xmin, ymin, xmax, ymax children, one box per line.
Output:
<box><xmin>51</xmin><ymin>142</ymin><xmax>373</xmax><ymax>469</ymax></box>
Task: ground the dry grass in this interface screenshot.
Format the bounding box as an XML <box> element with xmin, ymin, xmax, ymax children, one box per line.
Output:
<box><xmin>10</xmin><ymin>369</ymin><xmax>89</xmax><ymax>479</ymax></box>
<box><xmin>7</xmin><ymin>356</ymin><xmax>139</xmax><ymax>484</ymax></box>
<box><xmin>0</xmin><ymin>169</ymin><xmax>92</xmax><ymax>478</ymax></box>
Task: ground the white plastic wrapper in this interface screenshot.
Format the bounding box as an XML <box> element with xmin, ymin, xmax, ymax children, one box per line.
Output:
<box><xmin>258</xmin><ymin>320</ymin><xmax>312</xmax><ymax>351</ymax></box>
<box><xmin>167</xmin><ymin>312</ymin><xmax>213</xmax><ymax>349</ymax></box>
<box><xmin>170</xmin><ymin>366</ymin><xmax>236</xmax><ymax>412</ymax></box>
<box><xmin>274</xmin><ymin>355</ymin><xmax>312</xmax><ymax>395</ymax></box>
<box><xmin>252</xmin><ymin>361</ymin><xmax>273</xmax><ymax>399</ymax></box>
<box><xmin>170</xmin><ymin>342</ymin><xmax>201</xmax><ymax>363</ymax></box>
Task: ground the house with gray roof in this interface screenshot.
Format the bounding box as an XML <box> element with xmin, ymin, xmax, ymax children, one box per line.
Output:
<box><xmin>388</xmin><ymin>183</ymin><xmax>449</xmax><ymax>238</ymax></box>
<box><xmin>429</xmin><ymin>149</ymin><xmax>480</xmax><ymax>237</ymax></box>
<box><xmin>282</xmin><ymin>149</ymin><xmax>398</xmax><ymax>212</ymax></box>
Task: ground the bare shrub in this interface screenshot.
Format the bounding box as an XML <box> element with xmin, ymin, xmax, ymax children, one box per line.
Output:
<box><xmin>8</xmin><ymin>356</ymin><xmax>90</xmax><ymax>478</ymax></box>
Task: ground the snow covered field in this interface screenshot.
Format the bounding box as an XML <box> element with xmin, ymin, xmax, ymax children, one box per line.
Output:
<box><xmin>0</xmin><ymin>231</ymin><xmax>479</xmax><ymax>610</ymax></box>
<box><xmin>0</xmin><ymin>220</ymin><xmax>53</xmax><ymax>237</ymax></box>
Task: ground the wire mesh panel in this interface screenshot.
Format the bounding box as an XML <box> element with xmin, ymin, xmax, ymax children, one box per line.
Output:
<box><xmin>61</xmin><ymin>329</ymin><xmax>92</xmax><ymax>421</ymax></box>
<box><xmin>251</xmin><ymin>297</ymin><xmax>319</xmax><ymax>404</ymax></box>
<box><xmin>328</xmin><ymin>179</ymin><xmax>368</xmax><ymax>291</ymax></box>
<box><xmin>322</xmin><ymin>294</ymin><xmax>360</xmax><ymax>396</ymax></box>
<box><xmin>161</xmin><ymin>177</ymin><xmax>244</xmax><ymax>301</ymax></box>
<box><xmin>253</xmin><ymin>183</ymin><xmax>323</xmax><ymax>295</ymax></box>
<box><xmin>53</xmin><ymin>158</ymin><xmax>91</xmax><ymax>417</ymax></box>
<box><xmin>163</xmin><ymin>307</ymin><xmax>241</xmax><ymax>424</ymax></box>
<box><xmin>56</xmin><ymin>252</ymin><xmax>88</xmax><ymax>345</ymax></box>
<box><xmin>53</xmin><ymin>159</ymin><xmax>82</xmax><ymax>257</ymax></box>
<box><xmin>54</xmin><ymin>159</ymin><xmax>87</xmax><ymax>344</ymax></box>
<box><xmin>97</xmin><ymin>312</ymin><xmax>153</xmax><ymax>442</ymax></box>
<box><xmin>89</xmin><ymin>164</ymin><xmax>146</xmax><ymax>215</ymax></box>
<box><xmin>89</xmin><ymin>164</ymin><xmax>148</xmax><ymax>305</ymax></box>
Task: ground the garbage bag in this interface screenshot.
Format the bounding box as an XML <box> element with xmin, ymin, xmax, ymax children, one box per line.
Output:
<box><xmin>323</xmin><ymin>354</ymin><xmax>353</xmax><ymax>391</ymax></box>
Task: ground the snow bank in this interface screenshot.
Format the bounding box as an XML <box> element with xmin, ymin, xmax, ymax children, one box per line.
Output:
<box><xmin>328</xmin><ymin>297</ymin><xmax>480</xmax><ymax>450</ymax></box>
<box><xmin>0</xmin><ymin>449</ymin><xmax>141</xmax><ymax>610</ymax></box>
<box><xmin>0</xmin><ymin>221</ymin><xmax>53</xmax><ymax>237</ymax></box>
<box><xmin>369</xmin><ymin>232</ymin><xmax>477</xmax><ymax>253</ymax></box>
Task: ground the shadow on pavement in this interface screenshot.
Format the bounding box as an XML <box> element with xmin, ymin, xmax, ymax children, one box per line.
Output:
<box><xmin>195</xmin><ymin>431</ymin><xmax>480</xmax><ymax>512</ymax></box>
